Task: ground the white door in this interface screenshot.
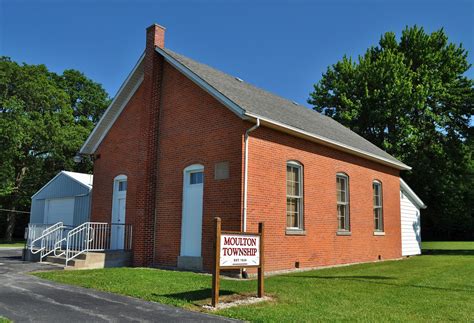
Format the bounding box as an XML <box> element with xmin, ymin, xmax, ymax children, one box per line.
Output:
<box><xmin>180</xmin><ymin>165</ymin><xmax>204</xmax><ymax>257</ymax></box>
<box><xmin>44</xmin><ymin>198</ymin><xmax>75</xmax><ymax>226</ymax></box>
<box><xmin>111</xmin><ymin>176</ymin><xmax>127</xmax><ymax>250</ymax></box>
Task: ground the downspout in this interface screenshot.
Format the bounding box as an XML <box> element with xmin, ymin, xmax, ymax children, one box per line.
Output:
<box><xmin>243</xmin><ymin>118</ymin><xmax>260</xmax><ymax>232</ymax></box>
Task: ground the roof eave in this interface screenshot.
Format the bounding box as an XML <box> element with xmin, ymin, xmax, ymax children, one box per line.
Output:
<box><xmin>87</xmin><ymin>46</ymin><xmax>409</xmax><ymax>173</ymax></box>
<box><xmin>79</xmin><ymin>53</ymin><xmax>145</xmax><ymax>155</ymax></box>
<box><xmin>155</xmin><ymin>47</ymin><xmax>410</xmax><ymax>172</ymax></box>
<box><xmin>62</xmin><ymin>172</ymin><xmax>94</xmax><ymax>191</ymax></box>
<box><xmin>31</xmin><ymin>171</ymin><xmax>92</xmax><ymax>199</ymax></box>
<box><xmin>31</xmin><ymin>172</ymin><xmax>64</xmax><ymax>199</ymax></box>
<box><xmin>245</xmin><ymin>112</ymin><xmax>412</xmax><ymax>171</ymax></box>
<box><xmin>400</xmin><ymin>178</ymin><xmax>427</xmax><ymax>209</ymax></box>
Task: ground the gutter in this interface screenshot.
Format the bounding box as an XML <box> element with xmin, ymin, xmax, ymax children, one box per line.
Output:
<box><xmin>244</xmin><ymin>112</ymin><xmax>411</xmax><ymax>171</ymax></box>
<box><xmin>243</xmin><ymin>118</ymin><xmax>260</xmax><ymax>232</ymax></box>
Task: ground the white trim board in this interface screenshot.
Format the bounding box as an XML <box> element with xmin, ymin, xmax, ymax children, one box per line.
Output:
<box><xmin>32</xmin><ymin>171</ymin><xmax>92</xmax><ymax>199</ymax></box>
<box><xmin>400</xmin><ymin>178</ymin><xmax>426</xmax><ymax>209</ymax></box>
<box><xmin>80</xmin><ymin>53</ymin><xmax>145</xmax><ymax>154</ymax></box>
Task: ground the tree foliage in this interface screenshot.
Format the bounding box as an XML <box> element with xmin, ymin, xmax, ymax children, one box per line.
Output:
<box><xmin>309</xmin><ymin>26</ymin><xmax>474</xmax><ymax>240</ymax></box>
<box><xmin>0</xmin><ymin>57</ymin><xmax>110</xmax><ymax>240</ymax></box>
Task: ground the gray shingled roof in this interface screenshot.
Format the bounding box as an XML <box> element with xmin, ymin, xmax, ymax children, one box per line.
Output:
<box><xmin>161</xmin><ymin>48</ymin><xmax>408</xmax><ymax>169</ymax></box>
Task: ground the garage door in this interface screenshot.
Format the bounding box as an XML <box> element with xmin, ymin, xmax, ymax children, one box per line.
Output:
<box><xmin>44</xmin><ymin>198</ymin><xmax>75</xmax><ymax>226</ymax></box>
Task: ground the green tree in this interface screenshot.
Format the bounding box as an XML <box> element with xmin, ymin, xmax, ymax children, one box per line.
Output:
<box><xmin>309</xmin><ymin>26</ymin><xmax>474</xmax><ymax>240</ymax></box>
<box><xmin>0</xmin><ymin>57</ymin><xmax>110</xmax><ymax>241</ymax></box>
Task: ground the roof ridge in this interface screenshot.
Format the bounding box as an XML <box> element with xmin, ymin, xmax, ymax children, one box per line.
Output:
<box><xmin>162</xmin><ymin>48</ymin><xmax>312</xmax><ymax>112</ymax></box>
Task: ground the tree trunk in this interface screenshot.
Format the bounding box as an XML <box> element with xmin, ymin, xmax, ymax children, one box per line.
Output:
<box><xmin>4</xmin><ymin>166</ymin><xmax>27</xmax><ymax>241</ymax></box>
<box><xmin>4</xmin><ymin>207</ymin><xmax>16</xmax><ymax>242</ymax></box>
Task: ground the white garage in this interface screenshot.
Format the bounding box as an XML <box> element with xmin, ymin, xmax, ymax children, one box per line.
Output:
<box><xmin>400</xmin><ymin>178</ymin><xmax>426</xmax><ymax>256</ymax></box>
<box><xmin>29</xmin><ymin>171</ymin><xmax>93</xmax><ymax>227</ymax></box>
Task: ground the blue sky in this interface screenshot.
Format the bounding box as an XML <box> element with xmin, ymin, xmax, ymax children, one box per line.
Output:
<box><xmin>1</xmin><ymin>0</ymin><xmax>473</xmax><ymax>106</ymax></box>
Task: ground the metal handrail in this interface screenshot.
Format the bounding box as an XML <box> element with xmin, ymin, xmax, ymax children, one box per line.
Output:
<box><xmin>65</xmin><ymin>222</ymin><xmax>109</xmax><ymax>266</ymax></box>
<box><xmin>25</xmin><ymin>223</ymin><xmax>49</xmax><ymax>248</ymax></box>
<box><xmin>30</xmin><ymin>222</ymin><xmax>63</xmax><ymax>253</ymax></box>
<box><xmin>30</xmin><ymin>222</ymin><xmax>64</xmax><ymax>262</ymax></box>
<box><xmin>65</xmin><ymin>222</ymin><xmax>133</xmax><ymax>266</ymax></box>
<box><xmin>27</xmin><ymin>221</ymin><xmax>133</xmax><ymax>267</ymax></box>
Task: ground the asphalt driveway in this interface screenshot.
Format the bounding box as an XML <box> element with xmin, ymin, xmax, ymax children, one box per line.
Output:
<box><xmin>0</xmin><ymin>249</ymin><xmax>237</xmax><ymax>322</ymax></box>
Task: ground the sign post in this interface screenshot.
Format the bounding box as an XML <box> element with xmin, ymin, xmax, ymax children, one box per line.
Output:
<box><xmin>258</xmin><ymin>222</ymin><xmax>264</xmax><ymax>298</ymax></box>
<box><xmin>212</xmin><ymin>217</ymin><xmax>264</xmax><ymax>307</ymax></box>
<box><xmin>212</xmin><ymin>217</ymin><xmax>221</xmax><ymax>307</ymax></box>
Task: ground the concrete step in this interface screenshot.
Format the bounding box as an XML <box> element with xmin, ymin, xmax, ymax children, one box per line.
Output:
<box><xmin>45</xmin><ymin>251</ymin><xmax>132</xmax><ymax>270</ymax></box>
<box><xmin>45</xmin><ymin>255</ymin><xmax>66</xmax><ymax>265</ymax></box>
<box><xmin>45</xmin><ymin>254</ymin><xmax>85</xmax><ymax>266</ymax></box>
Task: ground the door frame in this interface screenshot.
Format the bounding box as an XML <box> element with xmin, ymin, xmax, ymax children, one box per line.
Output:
<box><xmin>180</xmin><ymin>164</ymin><xmax>205</xmax><ymax>257</ymax></box>
<box><xmin>111</xmin><ymin>174</ymin><xmax>127</xmax><ymax>249</ymax></box>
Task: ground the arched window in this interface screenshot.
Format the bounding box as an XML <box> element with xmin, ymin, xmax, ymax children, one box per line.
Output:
<box><xmin>286</xmin><ymin>161</ymin><xmax>303</xmax><ymax>230</ymax></box>
<box><xmin>114</xmin><ymin>174</ymin><xmax>128</xmax><ymax>192</ymax></box>
<box><xmin>336</xmin><ymin>173</ymin><xmax>350</xmax><ymax>232</ymax></box>
<box><xmin>373</xmin><ymin>180</ymin><xmax>383</xmax><ymax>232</ymax></box>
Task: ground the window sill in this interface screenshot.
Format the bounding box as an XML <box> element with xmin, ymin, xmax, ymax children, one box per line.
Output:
<box><xmin>336</xmin><ymin>231</ymin><xmax>352</xmax><ymax>236</ymax></box>
<box><xmin>373</xmin><ymin>231</ymin><xmax>385</xmax><ymax>236</ymax></box>
<box><xmin>286</xmin><ymin>229</ymin><xmax>306</xmax><ymax>236</ymax></box>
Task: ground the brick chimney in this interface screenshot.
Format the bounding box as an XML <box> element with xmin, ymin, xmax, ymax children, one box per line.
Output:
<box><xmin>135</xmin><ymin>24</ymin><xmax>166</xmax><ymax>267</ymax></box>
<box><xmin>146</xmin><ymin>24</ymin><xmax>165</xmax><ymax>50</ymax></box>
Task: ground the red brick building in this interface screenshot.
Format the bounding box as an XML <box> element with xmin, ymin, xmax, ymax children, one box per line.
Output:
<box><xmin>80</xmin><ymin>24</ymin><xmax>415</xmax><ymax>273</ymax></box>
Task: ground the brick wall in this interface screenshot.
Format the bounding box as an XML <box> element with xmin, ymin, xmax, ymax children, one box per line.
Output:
<box><xmin>90</xmin><ymin>55</ymin><xmax>245</xmax><ymax>270</ymax></box>
<box><xmin>246</xmin><ymin>125</ymin><xmax>402</xmax><ymax>273</ymax></box>
<box><xmin>153</xmin><ymin>61</ymin><xmax>245</xmax><ymax>271</ymax></box>
<box><xmin>90</xmin><ymin>84</ymin><xmax>148</xmax><ymax>265</ymax></box>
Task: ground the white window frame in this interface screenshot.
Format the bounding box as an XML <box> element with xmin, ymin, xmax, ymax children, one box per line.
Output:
<box><xmin>189</xmin><ymin>171</ymin><xmax>204</xmax><ymax>185</ymax></box>
<box><xmin>336</xmin><ymin>173</ymin><xmax>350</xmax><ymax>232</ymax></box>
<box><xmin>286</xmin><ymin>161</ymin><xmax>304</xmax><ymax>230</ymax></box>
<box><xmin>373</xmin><ymin>180</ymin><xmax>384</xmax><ymax>232</ymax></box>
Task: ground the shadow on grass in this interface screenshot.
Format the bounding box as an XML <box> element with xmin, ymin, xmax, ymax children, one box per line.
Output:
<box><xmin>290</xmin><ymin>275</ymin><xmax>473</xmax><ymax>293</ymax></box>
<box><xmin>154</xmin><ymin>288</ymin><xmax>235</xmax><ymax>303</ymax></box>
<box><xmin>422</xmin><ymin>249</ymin><xmax>474</xmax><ymax>256</ymax></box>
<box><xmin>292</xmin><ymin>275</ymin><xmax>394</xmax><ymax>280</ymax></box>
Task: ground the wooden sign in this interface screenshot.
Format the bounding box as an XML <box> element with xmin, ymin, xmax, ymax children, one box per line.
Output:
<box><xmin>212</xmin><ymin>217</ymin><xmax>264</xmax><ymax>307</ymax></box>
<box><xmin>220</xmin><ymin>233</ymin><xmax>260</xmax><ymax>267</ymax></box>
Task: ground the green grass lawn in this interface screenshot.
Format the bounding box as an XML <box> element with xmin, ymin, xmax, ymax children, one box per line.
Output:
<box><xmin>34</xmin><ymin>242</ymin><xmax>474</xmax><ymax>322</ymax></box>
<box><xmin>0</xmin><ymin>239</ymin><xmax>25</xmax><ymax>248</ymax></box>
<box><xmin>422</xmin><ymin>241</ymin><xmax>474</xmax><ymax>250</ymax></box>
<box><xmin>0</xmin><ymin>317</ymin><xmax>12</xmax><ymax>323</ymax></box>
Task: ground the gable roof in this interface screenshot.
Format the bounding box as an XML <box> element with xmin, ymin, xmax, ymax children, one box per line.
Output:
<box><xmin>400</xmin><ymin>178</ymin><xmax>427</xmax><ymax>209</ymax></box>
<box><xmin>81</xmin><ymin>48</ymin><xmax>410</xmax><ymax>171</ymax></box>
<box><xmin>32</xmin><ymin>171</ymin><xmax>93</xmax><ymax>199</ymax></box>
<box><xmin>62</xmin><ymin>171</ymin><xmax>94</xmax><ymax>189</ymax></box>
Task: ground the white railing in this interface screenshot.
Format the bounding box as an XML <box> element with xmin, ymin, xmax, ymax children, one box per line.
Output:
<box><xmin>25</xmin><ymin>223</ymin><xmax>50</xmax><ymax>248</ymax></box>
<box><xmin>25</xmin><ymin>221</ymin><xmax>132</xmax><ymax>266</ymax></box>
<box><xmin>65</xmin><ymin>222</ymin><xmax>132</xmax><ymax>266</ymax></box>
<box><xmin>30</xmin><ymin>222</ymin><xmax>65</xmax><ymax>262</ymax></box>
